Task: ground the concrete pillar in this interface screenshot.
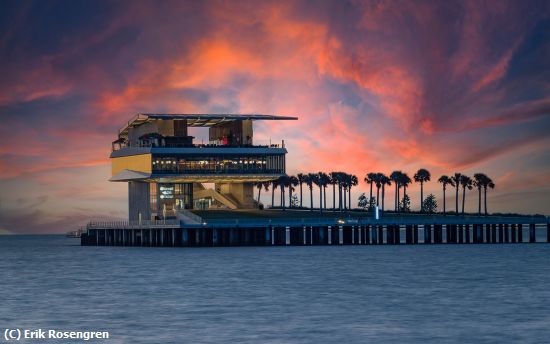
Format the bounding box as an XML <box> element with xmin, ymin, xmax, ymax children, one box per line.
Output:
<box><xmin>464</xmin><ymin>224</ymin><xmax>470</xmax><ymax>243</ymax></box>
<box><xmin>424</xmin><ymin>224</ymin><xmax>432</xmax><ymax>244</ymax></box>
<box><xmin>504</xmin><ymin>224</ymin><xmax>510</xmax><ymax>243</ymax></box>
<box><xmin>395</xmin><ymin>225</ymin><xmax>400</xmax><ymax>244</ymax></box>
<box><xmin>413</xmin><ymin>225</ymin><xmax>419</xmax><ymax>244</ymax></box>
<box><xmin>511</xmin><ymin>224</ymin><xmax>517</xmax><ymax>243</ymax></box>
<box><xmin>547</xmin><ymin>224</ymin><xmax>550</xmax><ymax>244</ymax></box>
<box><xmin>378</xmin><ymin>226</ymin><xmax>383</xmax><ymax>244</ymax></box>
<box><xmin>328</xmin><ymin>226</ymin><xmax>332</xmax><ymax>245</ymax></box>
<box><xmin>339</xmin><ymin>226</ymin><xmax>343</xmax><ymax>245</ymax></box>
<box><xmin>518</xmin><ymin>224</ymin><xmax>523</xmax><ymax>243</ymax></box>
<box><xmin>386</xmin><ymin>225</ymin><xmax>393</xmax><ymax>245</ymax></box>
<box><xmin>445</xmin><ymin>224</ymin><xmax>451</xmax><ymax>244</ymax></box>
<box><xmin>491</xmin><ymin>224</ymin><xmax>497</xmax><ymax>243</ymax></box>
<box><xmin>406</xmin><ymin>225</ymin><xmax>413</xmax><ymax>244</ymax></box>
<box><xmin>485</xmin><ymin>224</ymin><xmax>490</xmax><ymax>244</ymax></box>
<box><xmin>498</xmin><ymin>224</ymin><xmax>504</xmax><ymax>243</ymax></box>
<box><xmin>529</xmin><ymin>223</ymin><xmax>536</xmax><ymax>243</ymax></box>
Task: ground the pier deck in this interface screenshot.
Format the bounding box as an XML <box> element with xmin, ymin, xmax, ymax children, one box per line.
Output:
<box><xmin>81</xmin><ymin>214</ymin><xmax>550</xmax><ymax>247</ymax></box>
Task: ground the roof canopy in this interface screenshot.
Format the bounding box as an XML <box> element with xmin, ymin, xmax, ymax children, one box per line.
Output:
<box><xmin>119</xmin><ymin>113</ymin><xmax>298</xmax><ymax>137</ymax></box>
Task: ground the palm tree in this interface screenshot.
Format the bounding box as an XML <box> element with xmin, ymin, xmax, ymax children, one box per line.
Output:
<box><xmin>459</xmin><ymin>175</ymin><xmax>473</xmax><ymax>215</ymax></box>
<box><xmin>306</xmin><ymin>173</ymin><xmax>316</xmax><ymax>211</ymax></box>
<box><xmin>414</xmin><ymin>168</ymin><xmax>431</xmax><ymax>212</ymax></box>
<box><xmin>279</xmin><ymin>175</ymin><xmax>290</xmax><ymax>210</ymax></box>
<box><xmin>271</xmin><ymin>178</ymin><xmax>279</xmax><ymax>208</ymax></box>
<box><xmin>484</xmin><ymin>179</ymin><xmax>495</xmax><ymax>215</ymax></box>
<box><xmin>380</xmin><ymin>174</ymin><xmax>391</xmax><ymax>211</ymax></box>
<box><xmin>365</xmin><ymin>172</ymin><xmax>377</xmax><ymax>205</ymax></box>
<box><xmin>330</xmin><ymin>172</ymin><xmax>339</xmax><ymax>210</ymax></box>
<box><xmin>337</xmin><ymin>172</ymin><xmax>344</xmax><ymax>210</ymax></box>
<box><xmin>312</xmin><ymin>173</ymin><xmax>322</xmax><ymax>212</ymax></box>
<box><xmin>288</xmin><ymin>175</ymin><xmax>299</xmax><ymax>208</ymax></box>
<box><xmin>319</xmin><ymin>172</ymin><xmax>331</xmax><ymax>210</ymax></box>
<box><xmin>451</xmin><ymin>173</ymin><xmax>462</xmax><ymax>215</ymax></box>
<box><xmin>390</xmin><ymin>171</ymin><xmax>402</xmax><ymax>211</ymax></box>
<box><xmin>399</xmin><ymin>172</ymin><xmax>412</xmax><ymax>205</ymax></box>
<box><xmin>438</xmin><ymin>175</ymin><xmax>454</xmax><ymax>215</ymax></box>
<box><xmin>255</xmin><ymin>181</ymin><xmax>270</xmax><ymax>206</ymax></box>
<box><xmin>374</xmin><ymin>173</ymin><xmax>382</xmax><ymax>206</ymax></box>
<box><xmin>341</xmin><ymin>173</ymin><xmax>349</xmax><ymax>210</ymax></box>
<box><xmin>297</xmin><ymin>173</ymin><xmax>306</xmax><ymax>208</ymax></box>
<box><xmin>473</xmin><ymin>173</ymin><xmax>487</xmax><ymax>215</ymax></box>
<box><xmin>348</xmin><ymin>174</ymin><xmax>358</xmax><ymax>210</ymax></box>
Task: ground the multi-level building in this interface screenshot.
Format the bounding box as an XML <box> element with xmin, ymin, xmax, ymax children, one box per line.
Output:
<box><xmin>110</xmin><ymin>114</ymin><xmax>297</xmax><ymax>220</ymax></box>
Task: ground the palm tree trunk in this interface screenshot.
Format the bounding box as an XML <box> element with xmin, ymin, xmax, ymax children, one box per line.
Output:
<box><xmin>455</xmin><ymin>185</ymin><xmax>459</xmax><ymax>215</ymax></box>
<box><xmin>484</xmin><ymin>187</ymin><xmax>488</xmax><ymax>215</ymax></box>
<box><xmin>369</xmin><ymin>182</ymin><xmax>373</xmax><ymax>202</ymax></box>
<box><xmin>339</xmin><ymin>184</ymin><xmax>342</xmax><ymax>211</ymax></box>
<box><xmin>348</xmin><ymin>186</ymin><xmax>351</xmax><ymax>210</ymax></box>
<box><xmin>382</xmin><ymin>184</ymin><xmax>385</xmax><ymax>211</ymax></box>
<box><xmin>323</xmin><ymin>187</ymin><xmax>327</xmax><ymax>210</ymax></box>
<box><xmin>478</xmin><ymin>187</ymin><xmax>481</xmax><ymax>215</ymax></box>
<box><xmin>289</xmin><ymin>187</ymin><xmax>292</xmax><ymax>208</ymax></box>
<box><xmin>394</xmin><ymin>184</ymin><xmax>398</xmax><ymax>211</ymax></box>
<box><xmin>420</xmin><ymin>181</ymin><xmax>424</xmax><ymax>212</ymax></box>
<box><xmin>282</xmin><ymin>188</ymin><xmax>286</xmax><ymax>210</ymax></box>
<box><xmin>319</xmin><ymin>185</ymin><xmax>323</xmax><ymax>212</ymax></box>
<box><xmin>271</xmin><ymin>186</ymin><xmax>275</xmax><ymax>208</ymax></box>
<box><xmin>461</xmin><ymin>186</ymin><xmax>466</xmax><ymax>215</ymax></box>
<box><xmin>343</xmin><ymin>188</ymin><xmax>347</xmax><ymax>210</ymax></box>
<box><xmin>299</xmin><ymin>183</ymin><xmax>303</xmax><ymax>208</ymax></box>
<box><xmin>376</xmin><ymin>187</ymin><xmax>380</xmax><ymax>206</ymax></box>
<box><xmin>257</xmin><ymin>187</ymin><xmax>261</xmax><ymax>204</ymax></box>
<box><xmin>309</xmin><ymin>188</ymin><xmax>313</xmax><ymax>211</ymax></box>
<box><xmin>397</xmin><ymin>184</ymin><xmax>400</xmax><ymax>211</ymax></box>
<box><xmin>442</xmin><ymin>187</ymin><xmax>446</xmax><ymax>215</ymax></box>
<box><xmin>332</xmin><ymin>184</ymin><xmax>336</xmax><ymax>210</ymax></box>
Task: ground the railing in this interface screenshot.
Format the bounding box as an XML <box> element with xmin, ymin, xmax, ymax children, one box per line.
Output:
<box><xmin>177</xmin><ymin>209</ymin><xmax>204</xmax><ymax>224</ymax></box>
<box><xmin>152</xmin><ymin>168</ymin><xmax>285</xmax><ymax>175</ymax></box>
<box><xmin>113</xmin><ymin>142</ymin><xmax>283</xmax><ymax>151</ymax></box>
<box><xmin>87</xmin><ymin>219</ymin><xmax>180</xmax><ymax>230</ymax></box>
<box><xmin>187</xmin><ymin>215</ymin><xmax>549</xmax><ymax>228</ymax></box>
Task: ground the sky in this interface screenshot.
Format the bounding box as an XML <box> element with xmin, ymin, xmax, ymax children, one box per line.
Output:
<box><xmin>0</xmin><ymin>0</ymin><xmax>549</xmax><ymax>234</ymax></box>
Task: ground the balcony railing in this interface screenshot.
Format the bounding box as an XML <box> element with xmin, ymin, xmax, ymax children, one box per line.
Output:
<box><xmin>152</xmin><ymin>167</ymin><xmax>284</xmax><ymax>175</ymax></box>
<box><xmin>112</xmin><ymin>142</ymin><xmax>284</xmax><ymax>152</ymax></box>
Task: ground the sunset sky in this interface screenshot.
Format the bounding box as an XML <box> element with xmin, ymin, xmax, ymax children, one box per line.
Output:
<box><xmin>0</xmin><ymin>0</ymin><xmax>549</xmax><ymax>233</ymax></box>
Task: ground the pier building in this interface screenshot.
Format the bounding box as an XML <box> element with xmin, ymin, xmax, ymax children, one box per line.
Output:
<box><xmin>110</xmin><ymin>114</ymin><xmax>297</xmax><ymax>221</ymax></box>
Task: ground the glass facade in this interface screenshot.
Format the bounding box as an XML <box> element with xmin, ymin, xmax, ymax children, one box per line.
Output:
<box><xmin>151</xmin><ymin>182</ymin><xmax>193</xmax><ymax>218</ymax></box>
<box><xmin>151</xmin><ymin>155</ymin><xmax>285</xmax><ymax>174</ymax></box>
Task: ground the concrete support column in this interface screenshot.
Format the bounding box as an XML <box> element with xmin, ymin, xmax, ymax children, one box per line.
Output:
<box><xmin>328</xmin><ymin>226</ymin><xmax>332</xmax><ymax>245</ymax></box>
<box><xmin>504</xmin><ymin>224</ymin><xmax>510</xmax><ymax>243</ymax></box>
<box><xmin>498</xmin><ymin>224</ymin><xmax>504</xmax><ymax>243</ymax></box>
<box><xmin>378</xmin><ymin>226</ymin><xmax>383</xmax><ymax>244</ymax></box>
<box><xmin>339</xmin><ymin>225</ymin><xmax>343</xmax><ymax>245</ymax></box>
<box><xmin>511</xmin><ymin>224</ymin><xmax>517</xmax><ymax>243</ymax></box>
<box><xmin>491</xmin><ymin>224</ymin><xmax>497</xmax><ymax>243</ymax></box>
<box><xmin>405</xmin><ymin>225</ymin><xmax>413</xmax><ymax>244</ymax></box>
<box><xmin>413</xmin><ymin>225</ymin><xmax>419</xmax><ymax>244</ymax></box>
<box><xmin>529</xmin><ymin>224</ymin><xmax>536</xmax><ymax>243</ymax></box>
<box><xmin>518</xmin><ymin>224</ymin><xmax>523</xmax><ymax>243</ymax></box>
<box><xmin>547</xmin><ymin>224</ymin><xmax>550</xmax><ymax>244</ymax></box>
<box><xmin>424</xmin><ymin>224</ymin><xmax>432</xmax><ymax>244</ymax></box>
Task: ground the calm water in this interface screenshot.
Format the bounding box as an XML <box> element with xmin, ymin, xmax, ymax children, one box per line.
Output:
<box><xmin>1</xmin><ymin>235</ymin><xmax>549</xmax><ymax>344</ymax></box>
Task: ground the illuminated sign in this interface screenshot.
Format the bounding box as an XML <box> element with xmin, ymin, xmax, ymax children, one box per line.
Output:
<box><xmin>159</xmin><ymin>185</ymin><xmax>174</xmax><ymax>199</ymax></box>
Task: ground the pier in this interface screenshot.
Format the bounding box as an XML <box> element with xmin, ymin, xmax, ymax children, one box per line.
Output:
<box><xmin>81</xmin><ymin>216</ymin><xmax>550</xmax><ymax>247</ymax></box>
